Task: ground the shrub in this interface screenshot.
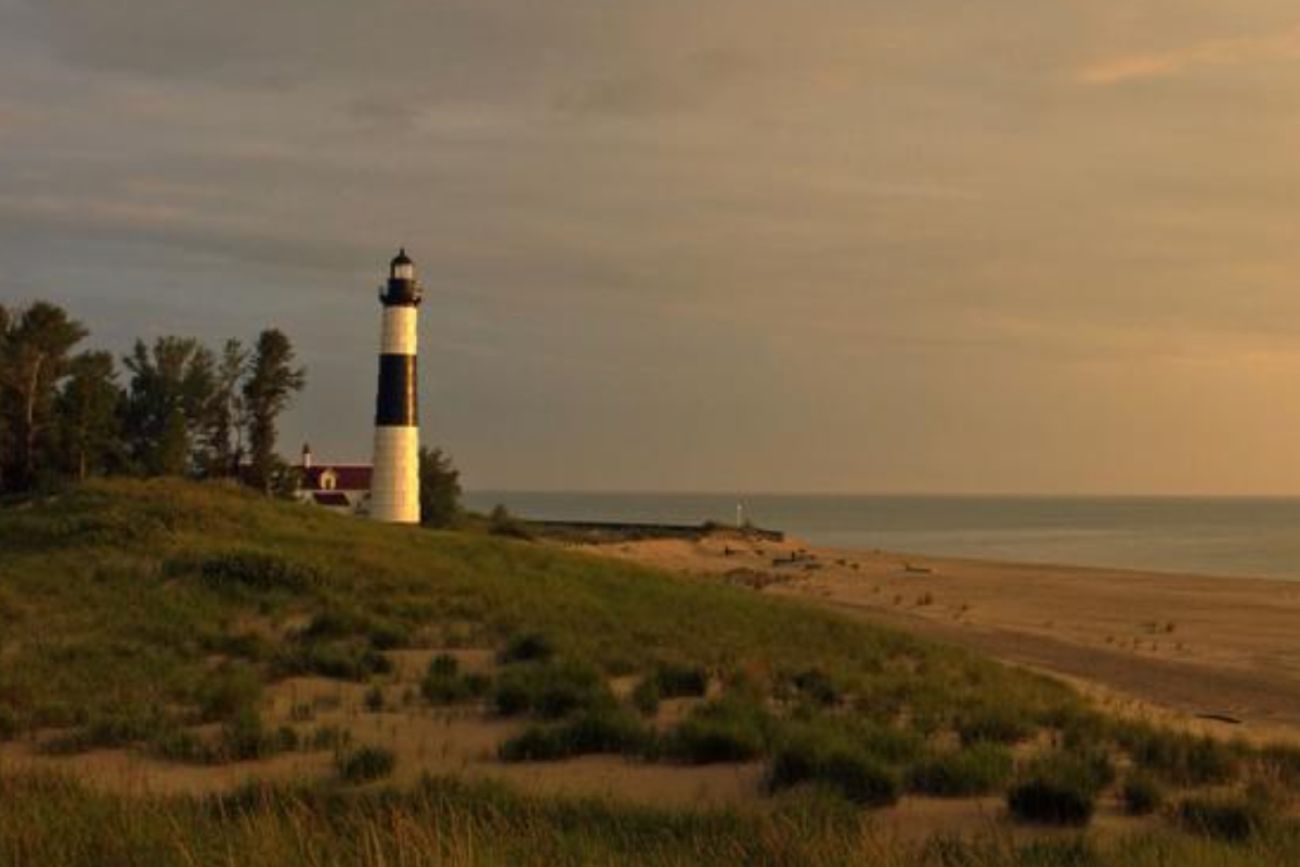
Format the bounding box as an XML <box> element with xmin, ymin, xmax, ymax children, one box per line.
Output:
<box><xmin>363</xmin><ymin>686</ymin><xmax>385</xmax><ymax>712</ymax></box>
<box><xmin>337</xmin><ymin>746</ymin><xmax>396</xmax><ymax>783</ymax></box>
<box><xmin>1006</xmin><ymin>749</ymin><xmax>1111</xmax><ymax>826</ymax></box>
<box><xmin>488</xmin><ymin>505</ymin><xmax>532</xmax><ymax>540</ymax></box>
<box><xmin>1176</xmin><ymin>794</ymin><xmax>1272</xmax><ymax>842</ymax></box>
<box><xmin>790</xmin><ymin>668</ymin><xmax>839</xmax><ymax>706</ymax></box>
<box><xmin>1260</xmin><ymin>743</ymin><xmax>1300</xmax><ymax>789</ymax></box>
<box><xmin>665</xmin><ymin>696</ymin><xmax>771</xmax><ymax>764</ymax></box>
<box><xmin>308</xmin><ymin>725</ymin><xmax>350</xmax><ymax>751</ymax></box>
<box><xmin>219</xmin><ymin>707</ymin><xmax>273</xmax><ymax>761</ymax></box>
<box><xmin>1116</xmin><ymin>724</ymin><xmax>1240</xmax><ymax>786</ymax></box>
<box><xmin>654</xmin><ymin>662</ymin><xmax>709</xmax><ymax>698</ymax></box>
<box><xmin>196</xmin><ymin>662</ymin><xmax>263</xmax><ymax>722</ymax></box>
<box><xmin>1007</xmin><ymin>778</ymin><xmax>1095</xmax><ymax>827</ymax></box>
<box><xmin>421</xmin><ymin>656</ymin><xmax>491</xmax><ymax>706</ymax></box>
<box><xmin>193</xmin><ymin>550</ymin><xmax>321</xmax><ymax>592</ymax></box>
<box><xmin>429</xmin><ymin>653</ymin><xmax>459</xmax><ymax>677</ymax></box>
<box><xmin>499</xmin><ymin>633</ymin><xmax>555</xmax><ymax>664</ymax></box>
<box><xmin>499</xmin><ymin>708</ymin><xmax>653</xmax><ymax>762</ymax></box>
<box><xmin>632</xmin><ymin>662</ymin><xmax>709</xmax><ymax>716</ymax></box>
<box><xmin>491</xmin><ymin>660</ymin><xmax>612</xmax><ymax>719</ymax></box>
<box><xmin>1120</xmin><ymin>773</ymin><xmax>1163</xmax><ymax>816</ymax></box>
<box><xmin>909</xmin><ymin>743</ymin><xmax>1014</xmax><ymax>797</ymax></box>
<box><xmin>278</xmin><ymin>641</ymin><xmax>393</xmax><ymax>681</ymax></box>
<box><xmin>769</xmin><ymin>733</ymin><xmax>901</xmax><ymax>807</ymax></box>
<box><xmin>40</xmin><ymin>706</ymin><xmax>169</xmax><ymax>755</ymax></box>
<box><xmin>956</xmin><ymin>706</ymin><xmax>1033</xmax><ymax>746</ymax></box>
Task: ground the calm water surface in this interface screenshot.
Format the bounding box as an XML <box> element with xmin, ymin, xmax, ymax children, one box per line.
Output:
<box><xmin>464</xmin><ymin>492</ymin><xmax>1300</xmax><ymax>581</ymax></box>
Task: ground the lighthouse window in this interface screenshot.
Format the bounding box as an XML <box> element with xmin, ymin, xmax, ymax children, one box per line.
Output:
<box><xmin>394</xmin><ymin>263</ymin><xmax>414</xmax><ymax>280</ymax></box>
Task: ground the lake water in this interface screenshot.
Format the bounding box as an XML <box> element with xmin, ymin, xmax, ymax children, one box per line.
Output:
<box><xmin>463</xmin><ymin>492</ymin><xmax>1300</xmax><ymax>581</ymax></box>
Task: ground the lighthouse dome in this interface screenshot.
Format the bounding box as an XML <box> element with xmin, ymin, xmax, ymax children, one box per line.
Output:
<box><xmin>381</xmin><ymin>247</ymin><xmax>422</xmax><ymax>306</ymax></box>
<box><xmin>390</xmin><ymin>247</ymin><xmax>415</xmax><ymax>281</ymax></box>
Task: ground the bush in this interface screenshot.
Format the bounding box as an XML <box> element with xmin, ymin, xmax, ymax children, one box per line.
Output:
<box><xmin>219</xmin><ymin>707</ymin><xmax>273</xmax><ymax>761</ymax></box>
<box><xmin>665</xmin><ymin>697</ymin><xmax>771</xmax><ymax>764</ymax></box>
<box><xmin>337</xmin><ymin>746</ymin><xmax>396</xmax><ymax>783</ymax></box>
<box><xmin>499</xmin><ymin>633</ymin><xmax>555</xmax><ymax>664</ymax></box>
<box><xmin>278</xmin><ymin>641</ymin><xmax>393</xmax><ymax>681</ymax></box>
<box><xmin>499</xmin><ymin>708</ymin><xmax>653</xmax><ymax>762</ymax></box>
<box><xmin>196</xmin><ymin>662</ymin><xmax>263</xmax><ymax>722</ymax></box>
<box><xmin>632</xmin><ymin>662</ymin><xmax>709</xmax><ymax>716</ymax></box>
<box><xmin>790</xmin><ymin>668</ymin><xmax>839</xmax><ymax>706</ymax></box>
<box><xmin>488</xmin><ymin>505</ymin><xmax>532</xmax><ymax>540</ymax></box>
<box><xmin>1116</xmin><ymin>724</ymin><xmax>1240</xmax><ymax>786</ymax></box>
<box><xmin>1007</xmin><ymin>778</ymin><xmax>1095</xmax><ymax>827</ymax></box>
<box><xmin>769</xmin><ymin>733</ymin><xmax>901</xmax><ymax>807</ymax></box>
<box><xmin>193</xmin><ymin>550</ymin><xmax>321</xmax><ymax>592</ymax></box>
<box><xmin>909</xmin><ymin>743</ymin><xmax>1014</xmax><ymax>797</ymax></box>
<box><xmin>1177</xmin><ymin>794</ymin><xmax>1272</xmax><ymax>842</ymax></box>
<box><xmin>1006</xmin><ymin>749</ymin><xmax>1111</xmax><ymax>826</ymax></box>
<box><xmin>491</xmin><ymin>660</ymin><xmax>612</xmax><ymax>719</ymax></box>
<box><xmin>956</xmin><ymin>706</ymin><xmax>1033</xmax><ymax>746</ymax></box>
<box><xmin>363</xmin><ymin>686</ymin><xmax>385</xmax><ymax>712</ymax></box>
<box><xmin>1120</xmin><ymin>773</ymin><xmax>1163</xmax><ymax>816</ymax></box>
<box><xmin>421</xmin><ymin>655</ymin><xmax>490</xmax><ymax>706</ymax></box>
<box><xmin>653</xmin><ymin>662</ymin><xmax>709</xmax><ymax>698</ymax></box>
<box><xmin>1260</xmin><ymin>743</ymin><xmax>1300</xmax><ymax>789</ymax></box>
<box><xmin>429</xmin><ymin>653</ymin><xmax>459</xmax><ymax>677</ymax></box>
<box><xmin>40</xmin><ymin>706</ymin><xmax>169</xmax><ymax>755</ymax></box>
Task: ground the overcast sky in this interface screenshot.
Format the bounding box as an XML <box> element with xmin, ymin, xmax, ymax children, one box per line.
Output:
<box><xmin>4</xmin><ymin>1</ymin><xmax>1300</xmax><ymax>494</ymax></box>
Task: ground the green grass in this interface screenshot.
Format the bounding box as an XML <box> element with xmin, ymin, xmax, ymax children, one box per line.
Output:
<box><xmin>3</xmin><ymin>480</ymin><xmax>1300</xmax><ymax>863</ymax></box>
<box><xmin>0</xmin><ymin>480</ymin><xmax>1081</xmax><ymax>742</ymax></box>
<box><xmin>3</xmin><ymin>773</ymin><xmax>1300</xmax><ymax>867</ymax></box>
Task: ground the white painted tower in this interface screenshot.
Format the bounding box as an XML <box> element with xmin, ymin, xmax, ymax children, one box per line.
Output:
<box><xmin>370</xmin><ymin>248</ymin><xmax>423</xmax><ymax>523</ymax></box>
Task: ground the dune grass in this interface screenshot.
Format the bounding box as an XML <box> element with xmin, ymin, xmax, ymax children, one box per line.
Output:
<box><xmin>3</xmin><ymin>773</ymin><xmax>1300</xmax><ymax>867</ymax></box>
<box><xmin>2</xmin><ymin>480</ymin><xmax>1299</xmax><ymax>863</ymax></box>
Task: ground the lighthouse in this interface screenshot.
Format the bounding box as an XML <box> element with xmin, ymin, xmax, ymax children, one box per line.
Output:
<box><xmin>370</xmin><ymin>248</ymin><xmax>423</xmax><ymax>523</ymax></box>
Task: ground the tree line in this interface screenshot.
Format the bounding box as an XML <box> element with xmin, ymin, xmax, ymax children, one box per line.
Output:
<box><xmin>0</xmin><ymin>301</ymin><xmax>305</xmax><ymax>495</ymax></box>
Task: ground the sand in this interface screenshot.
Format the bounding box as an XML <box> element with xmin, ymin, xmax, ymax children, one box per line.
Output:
<box><xmin>591</xmin><ymin>535</ymin><xmax>1300</xmax><ymax>744</ymax></box>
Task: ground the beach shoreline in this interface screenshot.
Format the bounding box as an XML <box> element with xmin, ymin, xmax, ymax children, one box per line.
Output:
<box><xmin>586</xmin><ymin>533</ymin><xmax>1300</xmax><ymax>744</ymax></box>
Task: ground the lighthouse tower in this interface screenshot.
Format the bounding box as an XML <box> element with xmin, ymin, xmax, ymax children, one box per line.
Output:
<box><xmin>370</xmin><ymin>248</ymin><xmax>423</xmax><ymax>523</ymax></box>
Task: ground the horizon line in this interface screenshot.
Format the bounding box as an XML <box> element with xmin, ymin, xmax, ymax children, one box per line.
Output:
<box><xmin>462</xmin><ymin>488</ymin><xmax>1300</xmax><ymax>500</ymax></box>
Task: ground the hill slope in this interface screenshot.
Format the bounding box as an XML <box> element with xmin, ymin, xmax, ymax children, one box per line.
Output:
<box><xmin>1</xmin><ymin>480</ymin><xmax>1298</xmax><ymax>866</ymax></box>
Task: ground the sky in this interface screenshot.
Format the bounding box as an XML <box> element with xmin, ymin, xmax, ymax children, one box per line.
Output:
<box><xmin>3</xmin><ymin>1</ymin><xmax>1300</xmax><ymax>494</ymax></box>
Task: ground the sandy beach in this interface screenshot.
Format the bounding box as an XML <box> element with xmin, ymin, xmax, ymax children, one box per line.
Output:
<box><xmin>591</xmin><ymin>534</ymin><xmax>1300</xmax><ymax>744</ymax></box>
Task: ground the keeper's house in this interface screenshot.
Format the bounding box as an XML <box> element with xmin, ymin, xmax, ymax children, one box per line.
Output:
<box><xmin>294</xmin><ymin>444</ymin><xmax>372</xmax><ymax>514</ymax></box>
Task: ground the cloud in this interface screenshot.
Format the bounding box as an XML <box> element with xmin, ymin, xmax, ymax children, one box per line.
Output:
<box><xmin>1079</xmin><ymin>25</ymin><xmax>1300</xmax><ymax>85</ymax></box>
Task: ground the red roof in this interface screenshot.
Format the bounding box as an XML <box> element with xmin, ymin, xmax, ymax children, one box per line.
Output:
<box><xmin>302</xmin><ymin>465</ymin><xmax>372</xmax><ymax>491</ymax></box>
<box><xmin>312</xmin><ymin>491</ymin><xmax>353</xmax><ymax>507</ymax></box>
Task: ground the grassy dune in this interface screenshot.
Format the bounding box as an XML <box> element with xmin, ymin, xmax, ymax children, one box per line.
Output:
<box><xmin>0</xmin><ymin>479</ymin><xmax>1298</xmax><ymax>865</ymax></box>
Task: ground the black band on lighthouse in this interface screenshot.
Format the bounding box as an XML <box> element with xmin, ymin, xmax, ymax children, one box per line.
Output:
<box><xmin>375</xmin><ymin>354</ymin><xmax>418</xmax><ymax>426</ymax></box>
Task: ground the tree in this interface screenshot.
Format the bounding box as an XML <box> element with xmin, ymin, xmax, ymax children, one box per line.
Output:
<box><xmin>418</xmin><ymin>446</ymin><xmax>462</xmax><ymax>527</ymax></box>
<box><xmin>55</xmin><ymin>351</ymin><xmax>123</xmax><ymax>481</ymax></box>
<box><xmin>0</xmin><ymin>303</ymin><xmax>87</xmax><ymax>491</ymax></box>
<box><xmin>242</xmin><ymin>329</ymin><xmax>305</xmax><ymax>492</ymax></box>
<box><xmin>200</xmin><ymin>339</ymin><xmax>248</xmax><ymax>478</ymax></box>
<box><xmin>122</xmin><ymin>337</ymin><xmax>215</xmax><ymax>476</ymax></box>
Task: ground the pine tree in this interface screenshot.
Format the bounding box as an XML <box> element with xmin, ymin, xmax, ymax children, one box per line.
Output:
<box><xmin>0</xmin><ymin>303</ymin><xmax>87</xmax><ymax>490</ymax></box>
<box><xmin>201</xmin><ymin>339</ymin><xmax>249</xmax><ymax>478</ymax></box>
<box><xmin>55</xmin><ymin>351</ymin><xmax>123</xmax><ymax>481</ymax></box>
<box><xmin>419</xmin><ymin>447</ymin><xmax>462</xmax><ymax>527</ymax></box>
<box><xmin>122</xmin><ymin>337</ymin><xmax>215</xmax><ymax>476</ymax></box>
<box><xmin>242</xmin><ymin>329</ymin><xmax>306</xmax><ymax>492</ymax></box>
